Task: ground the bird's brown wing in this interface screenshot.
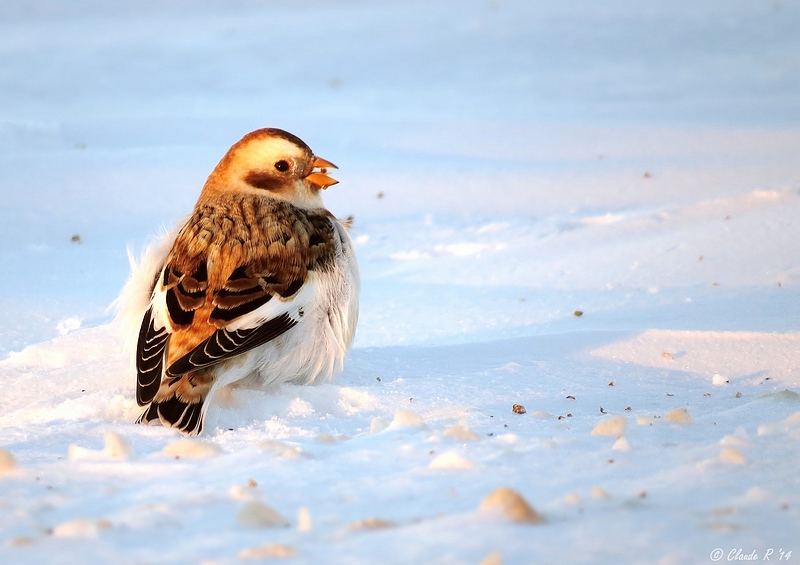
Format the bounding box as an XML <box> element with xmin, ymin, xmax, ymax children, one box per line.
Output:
<box><xmin>135</xmin><ymin>197</ymin><xmax>338</xmax><ymax>406</ymax></box>
<box><xmin>135</xmin><ymin>258</ymin><xmax>211</xmax><ymax>406</ymax></box>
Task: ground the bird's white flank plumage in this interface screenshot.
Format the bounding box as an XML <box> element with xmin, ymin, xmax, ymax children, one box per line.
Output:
<box><xmin>116</xmin><ymin>128</ymin><xmax>360</xmax><ymax>435</ymax></box>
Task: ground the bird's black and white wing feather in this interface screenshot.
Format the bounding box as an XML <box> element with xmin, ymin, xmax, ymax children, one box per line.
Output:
<box><xmin>134</xmin><ymin>198</ymin><xmax>338</xmax><ymax>409</ymax></box>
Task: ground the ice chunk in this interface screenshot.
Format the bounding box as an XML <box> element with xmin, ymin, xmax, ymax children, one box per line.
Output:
<box><xmin>429</xmin><ymin>451</ymin><xmax>475</xmax><ymax>470</ymax></box>
<box><xmin>591</xmin><ymin>415</ymin><xmax>627</xmax><ymax>436</ymax></box>
<box><xmin>236</xmin><ymin>501</ymin><xmax>289</xmax><ymax>528</ymax></box>
<box><xmin>479</xmin><ymin>487</ymin><xmax>543</xmax><ymax>524</ymax></box>
<box><xmin>162</xmin><ymin>439</ymin><xmax>221</xmax><ymax>459</ymax></box>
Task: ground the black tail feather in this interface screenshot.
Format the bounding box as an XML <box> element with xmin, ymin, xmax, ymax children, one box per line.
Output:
<box><xmin>136</xmin><ymin>395</ymin><xmax>206</xmax><ymax>436</ymax></box>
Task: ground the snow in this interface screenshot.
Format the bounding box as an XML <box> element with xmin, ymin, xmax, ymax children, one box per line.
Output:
<box><xmin>1</xmin><ymin>0</ymin><xmax>800</xmax><ymax>563</ymax></box>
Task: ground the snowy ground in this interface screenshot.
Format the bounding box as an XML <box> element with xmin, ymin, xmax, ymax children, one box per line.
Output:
<box><xmin>2</xmin><ymin>1</ymin><xmax>800</xmax><ymax>563</ymax></box>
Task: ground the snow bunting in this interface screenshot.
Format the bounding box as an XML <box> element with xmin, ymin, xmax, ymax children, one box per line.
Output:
<box><xmin>120</xmin><ymin>128</ymin><xmax>359</xmax><ymax>435</ymax></box>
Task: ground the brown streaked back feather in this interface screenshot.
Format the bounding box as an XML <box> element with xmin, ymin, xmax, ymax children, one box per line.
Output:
<box><xmin>135</xmin><ymin>194</ymin><xmax>339</xmax><ymax>414</ymax></box>
<box><xmin>162</xmin><ymin>261</ymin><xmax>208</xmax><ymax>330</ymax></box>
<box><xmin>163</xmin><ymin>195</ymin><xmax>337</xmax><ymax>333</ymax></box>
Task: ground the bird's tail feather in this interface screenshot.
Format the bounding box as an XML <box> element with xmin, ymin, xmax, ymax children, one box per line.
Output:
<box><xmin>137</xmin><ymin>372</ymin><xmax>214</xmax><ymax>436</ymax></box>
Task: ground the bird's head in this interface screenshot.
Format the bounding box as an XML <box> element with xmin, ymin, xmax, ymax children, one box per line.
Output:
<box><xmin>203</xmin><ymin>128</ymin><xmax>339</xmax><ymax>209</ymax></box>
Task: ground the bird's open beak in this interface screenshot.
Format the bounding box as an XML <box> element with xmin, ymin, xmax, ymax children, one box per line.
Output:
<box><xmin>305</xmin><ymin>156</ymin><xmax>339</xmax><ymax>189</ymax></box>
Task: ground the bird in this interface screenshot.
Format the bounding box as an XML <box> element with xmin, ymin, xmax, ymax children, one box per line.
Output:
<box><xmin>116</xmin><ymin>128</ymin><xmax>360</xmax><ymax>436</ymax></box>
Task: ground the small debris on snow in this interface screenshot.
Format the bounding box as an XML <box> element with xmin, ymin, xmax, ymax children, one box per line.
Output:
<box><xmin>258</xmin><ymin>440</ymin><xmax>303</xmax><ymax>459</ymax></box>
<box><xmin>664</xmin><ymin>408</ymin><xmax>693</xmax><ymax>424</ymax></box>
<box><xmin>756</xmin><ymin>420</ymin><xmax>791</xmax><ymax>436</ymax></box>
<box><xmin>391</xmin><ymin>410</ymin><xmax>426</xmax><ymax>428</ymax></box>
<box><xmin>370</xmin><ymin>417</ymin><xmax>389</xmax><ymax>434</ymax></box>
<box><xmin>511</xmin><ymin>403</ymin><xmax>526</xmax><ymax>414</ymax></box>
<box><xmin>720</xmin><ymin>435</ymin><xmax>748</xmax><ymax>447</ymax></box>
<box><xmin>429</xmin><ymin>451</ymin><xmax>475</xmax><ymax>470</ymax></box>
<box><xmin>479</xmin><ymin>551</ymin><xmax>503</xmax><ymax>565</ymax></box>
<box><xmin>162</xmin><ymin>439</ymin><xmax>221</xmax><ymax>459</ymax></box>
<box><xmin>496</xmin><ymin>433</ymin><xmax>518</xmax><ymax>444</ymax></box>
<box><xmin>612</xmin><ymin>437</ymin><xmax>631</xmax><ymax>451</ymax></box>
<box><xmin>52</xmin><ymin>518</ymin><xmax>107</xmax><ymax>539</ymax></box>
<box><xmin>0</xmin><ymin>447</ymin><xmax>18</xmax><ymax>474</ymax></box>
<box><xmin>661</xmin><ymin>352</ymin><xmax>674</xmax><ymax>360</ymax></box>
<box><xmin>238</xmin><ymin>544</ymin><xmax>297</xmax><ymax>559</ymax></box>
<box><xmin>755</xmin><ymin>423</ymin><xmax>772</xmax><ymax>436</ymax></box>
<box><xmin>479</xmin><ymin>487</ymin><xmax>543</xmax><ymax>524</ymax></box>
<box><xmin>709</xmin><ymin>506</ymin><xmax>738</xmax><ymax>516</ymax></box>
<box><xmin>573</xmin><ymin>310</ymin><xmax>584</xmax><ymax>317</ymax></box>
<box><xmin>103</xmin><ymin>430</ymin><xmax>132</xmax><ymax>459</ymax></box>
<box><xmin>5</xmin><ymin>536</ymin><xmax>34</xmax><ymax>547</ymax></box>
<box><xmin>297</xmin><ymin>507</ymin><xmax>312</xmax><ymax>532</ymax></box>
<box><xmin>759</xmin><ymin>389</ymin><xmax>800</xmax><ymax>402</ymax></box>
<box><xmin>742</xmin><ymin>486</ymin><xmax>771</xmax><ymax>502</ymax></box>
<box><xmin>719</xmin><ymin>448</ymin><xmax>747</xmax><ymax>465</ymax></box>
<box><xmin>316</xmin><ymin>433</ymin><xmax>349</xmax><ymax>443</ymax></box>
<box><xmin>703</xmin><ymin>522</ymin><xmax>740</xmax><ymax>533</ymax></box>
<box><xmin>786</xmin><ymin>411</ymin><xmax>800</xmax><ymax>425</ymax></box>
<box><xmin>712</xmin><ymin>374</ymin><xmax>729</xmax><ymax>386</ymax></box>
<box><xmin>229</xmin><ymin>485</ymin><xmax>257</xmax><ymax>501</ymax></box>
<box><xmin>720</xmin><ymin>427</ymin><xmax>748</xmax><ymax>446</ymax></box>
<box><xmin>236</xmin><ymin>501</ymin><xmax>289</xmax><ymax>528</ymax></box>
<box><xmin>591</xmin><ymin>415</ymin><xmax>627</xmax><ymax>437</ymax></box>
<box><xmin>349</xmin><ymin>517</ymin><xmax>396</xmax><ymax>530</ymax></box>
<box><xmin>68</xmin><ymin>444</ymin><xmax>99</xmax><ymax>461</ymax></box>
<box><xmin>591</xmin><ymin>486</ymin><xmax>612</xmax><ymax>499</ymax></box>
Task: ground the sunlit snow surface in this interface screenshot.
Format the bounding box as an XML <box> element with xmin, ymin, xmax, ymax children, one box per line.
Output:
<box><xmin>1</xmin><ymin>1</ymin><xmax>800</xmax><ymax>563</ymax></box>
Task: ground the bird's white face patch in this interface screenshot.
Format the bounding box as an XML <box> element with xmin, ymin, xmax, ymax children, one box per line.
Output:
<box><xmin>239</xmin><ymin>137</ymin><xmax>310</xmax><ymax>178</ymax></box>
<box><xmin>225</xmin><ymin>135</ymin><xmax>325</xmax><ymax>209</ymax></box>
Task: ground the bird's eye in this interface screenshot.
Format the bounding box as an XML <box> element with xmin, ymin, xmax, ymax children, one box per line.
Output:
<box><xmin>274</xmin><ymin>160</ymin><xmax>290</xmax><ymax>172</ymax></box>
